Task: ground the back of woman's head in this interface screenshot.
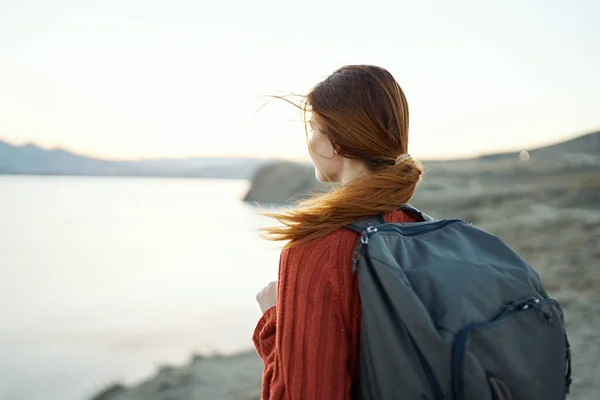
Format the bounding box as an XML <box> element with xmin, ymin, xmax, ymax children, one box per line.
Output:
<box><xmin>262</xmin><ymin>65</ymin><xmax>423</xmax><ymax>247</ymax></box>
<box><xmin>309</xmin><ymin>65</ymin><xmax>410</xmax><ymax>167</ymax></box>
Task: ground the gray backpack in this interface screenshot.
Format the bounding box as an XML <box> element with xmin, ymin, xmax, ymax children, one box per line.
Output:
<box><xmin>346</xmin><ymin>205</ymin><xmax>572</xmax><ymax>400</ymax></box>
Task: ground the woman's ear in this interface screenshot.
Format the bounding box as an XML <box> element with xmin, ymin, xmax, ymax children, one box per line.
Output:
<box><xmin>332</xmin><ymin>143</ymin><xmax>341</xmax><ymax>156</ymax></box>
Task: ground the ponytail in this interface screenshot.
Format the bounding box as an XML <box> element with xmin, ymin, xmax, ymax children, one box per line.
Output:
<box><xmin>260</xmin><ymin>156</ymin><xmax>423</xmax><ymax>248</ymax></box>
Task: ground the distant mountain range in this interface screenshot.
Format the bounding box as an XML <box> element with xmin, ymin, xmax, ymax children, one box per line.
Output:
<box><xmin>0</xmin><ymin>141</ymin><xmax>271</xmax><ymax>179</ymax></box>
<box><xmin>0</xmin><ymin>131</ymin><xmax>598</xmax><ymax>179</ymax></box>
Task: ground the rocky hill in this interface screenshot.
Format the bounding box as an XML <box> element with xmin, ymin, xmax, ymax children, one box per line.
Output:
<box><xmin>244</xmin><ymin>131</ymin><xmax>600</xmax><ymax>205</ymax></box>
<box><xmin>243</xmin><ymin>161</ymin><xmax>331</xmax><ymax>204</ymax></box>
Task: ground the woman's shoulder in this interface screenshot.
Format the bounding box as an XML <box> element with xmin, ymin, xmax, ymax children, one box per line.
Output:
<box><xmin>285</xmin><ymin>227</ymin><xmax>359</xmax><ymax>258</ymax></box>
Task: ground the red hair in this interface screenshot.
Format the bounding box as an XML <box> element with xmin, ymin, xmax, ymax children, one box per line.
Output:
<box><xmin>261</xmin><ymin>65</ymin><xmax>423</xmax><ymax>247</ymax></box>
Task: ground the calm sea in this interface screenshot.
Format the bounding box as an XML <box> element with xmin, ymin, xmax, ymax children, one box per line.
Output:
<box><xmin>0</xmin><ymin>176</ymin><xmax>281</xmax><ymax>400</ymax></box>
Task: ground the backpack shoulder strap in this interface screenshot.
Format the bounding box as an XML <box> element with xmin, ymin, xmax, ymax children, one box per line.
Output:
<box><xmin>400</xmin><ymin>204</ymin><xmax>435</xmax><ymax>222</ymax></box>
<box><xmin>346</xmin><ymin>214</ymin><xmax>386</xmax><ymax>234</ymax></box>
<box><xmin>345</xmin><ymin>204</ymin><xmax>435</xmax><ymax>234</ymax></box>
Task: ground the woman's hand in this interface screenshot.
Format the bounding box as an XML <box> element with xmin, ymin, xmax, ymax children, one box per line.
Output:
<box><xmin>256</xmin><ymin>280</ymin><xmax>278</xmax><ymax>314</ymax></box>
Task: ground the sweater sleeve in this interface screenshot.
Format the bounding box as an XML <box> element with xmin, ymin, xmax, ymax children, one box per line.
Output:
<box><xmin>253</xmin><ymin>306</ymin><xmax>276</xmax><ymax>359</ymax></box>
<box><xmin>254</xmin><ymin>242</ymin><xmax>353</xmax><ymax>399</ymax></box>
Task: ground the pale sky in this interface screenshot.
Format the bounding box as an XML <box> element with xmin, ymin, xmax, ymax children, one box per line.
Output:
<box><xmin>1</xmin><ymin>0</ymin><xmax>599</xmax><ymax>160</ymax></box>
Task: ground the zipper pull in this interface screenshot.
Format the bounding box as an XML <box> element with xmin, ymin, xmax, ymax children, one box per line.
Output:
<box><xmin>505</xmin><ymin>300</ymin><xmax>520</xmax><ymax>312</ymax></box>
<box><xmin>363</xmin><ymin>225</ymin><xmax>378</xmax><ymax>242</ymax></box>
<box><xmin>353</xmin><ymin>225</ymin><xmax>378</xmax><ymax>272</ymax></box>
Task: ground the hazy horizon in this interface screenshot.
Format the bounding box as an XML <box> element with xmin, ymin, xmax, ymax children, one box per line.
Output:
<box><xmin>0</xmin><ymin>127</ymin><xmax>597</xmax><ymax>163</ymax></box>
<box><xmin>1</xmin><ymin>0</ymin><xmax>599</xmax><ymax>161</ymax></box>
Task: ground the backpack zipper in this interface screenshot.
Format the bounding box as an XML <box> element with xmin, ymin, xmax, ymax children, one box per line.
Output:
<box><xmin>364</xmin><ymin>220</ymin><xmax>462</xmax><ymax>240</ymax></box>
<box><xmin>353</xmin><ymin>221</ymin><xmax>461</xmax><ymax>270</ymax></box>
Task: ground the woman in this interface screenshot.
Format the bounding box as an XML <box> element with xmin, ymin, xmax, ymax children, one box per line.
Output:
<box><xmin>253</xmin><ymin>65</ymin><xmax>422</xmax><ymax>399</ymax></box>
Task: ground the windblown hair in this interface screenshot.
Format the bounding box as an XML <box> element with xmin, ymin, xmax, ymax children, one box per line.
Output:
<box><xmin>261</xmin><ymin>65</ymin><xmax>423</xmax><ymax>248</ymax></box>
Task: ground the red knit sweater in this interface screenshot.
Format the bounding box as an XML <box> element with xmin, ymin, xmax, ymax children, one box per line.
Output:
<box><xmin>252</xmin><ymin>210</ymin><xmax>418</xmax><ymax>399</ymax></box>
